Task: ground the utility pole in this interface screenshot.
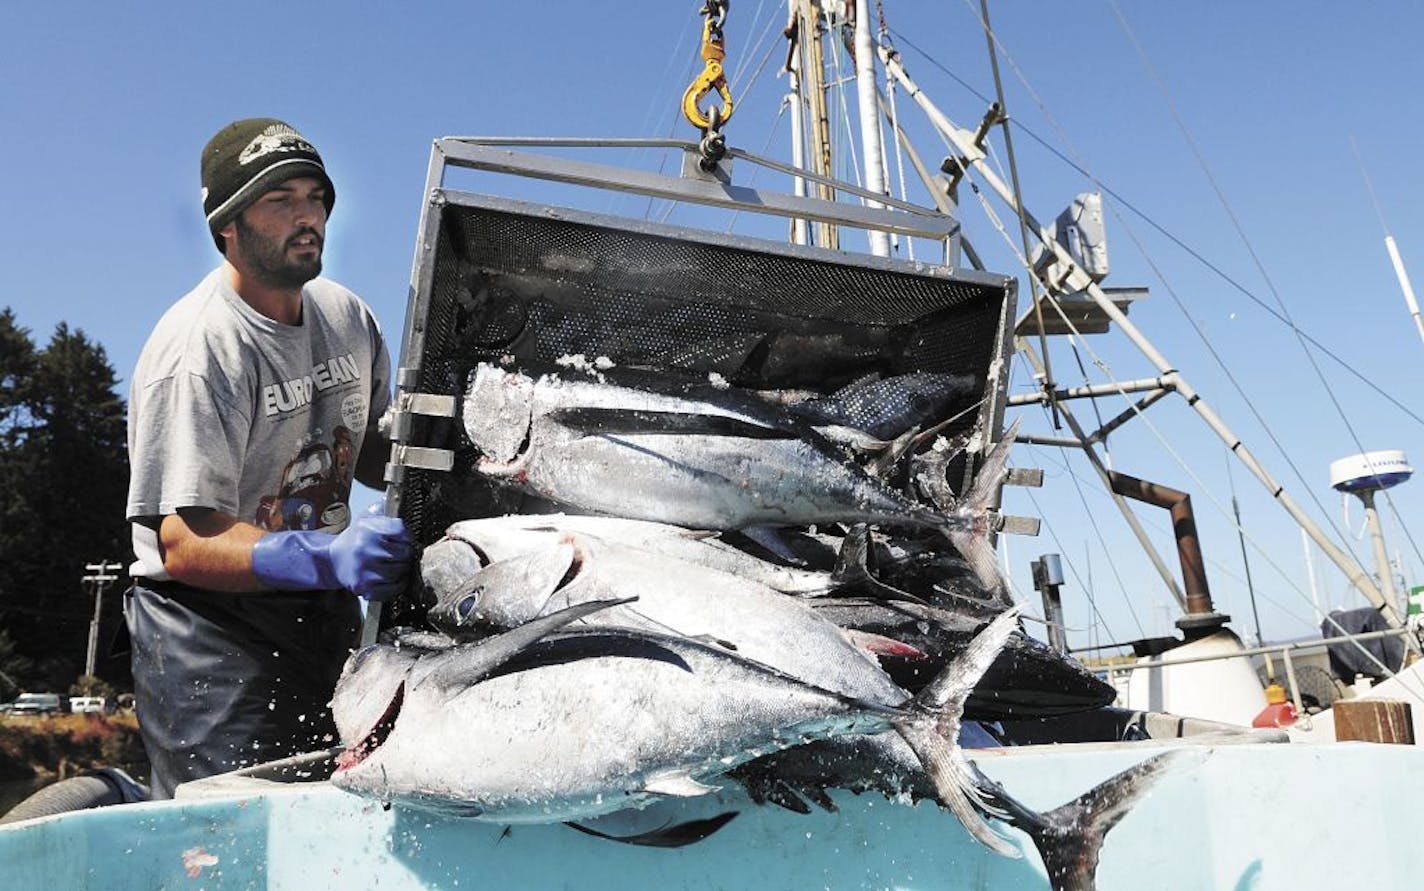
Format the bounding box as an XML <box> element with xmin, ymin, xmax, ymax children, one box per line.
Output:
<box><xmin>82</xmin><ymin>561</ymin><xmax>123</xmax><ymax>679</ymax></box>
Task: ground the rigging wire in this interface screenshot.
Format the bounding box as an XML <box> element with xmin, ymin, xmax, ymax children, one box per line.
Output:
<box><xmin>1352</xmin><ymin>136</ymin><xmax>1394</xmax><ymax>238</ymax></box>
<box><xmin>990</xmin><ymin>150</ymin><xmax>1413</xmax><ymax>672</ymax></box>
<box><xmin>958</xmin><ymin>112</ymin><xmax>1414</xmax><ymax>676</ymax></box>
<box><xmin>654</xmin><ymin>2</ymin><xmax>783</xmax><ymax>228</ymax></box>
<box><xmin>886</xmin><ymin>27</ymin><xmax>1424</xmax><ymax>432</ymax></box>
<box><xmin>947</xmin><ymin>5</ymin><xmax>1389</xmax><ymax>582</ymax></box>
<box><xmin>641</xmin><ymin>11</ymin><xmax>707</xmax><ymax>222</ymax></box>
<box><xmin>727</xmin><ymin>0</ymin><xmax>775</xmax><ymax>88</ymax></box>
<box><xmin>875</xmin><ymin>1</ymin><xmax>913</xmax><ymax>259</ymax></box>
<box><xmin>821</xmin><ymin>6</ymin><xmax>864</xmax><ymax>190</ymax></box>
<box><xmin>974</xmin><ymin>0</ymin><xmax>1058</xmax><ymax>428</ymax></box>
<box><xmin>721</xmin><ymin>101</ymin><xmax>792</xmax><ymax>234</ymax></box>
<box><xmin>865</xmin><ymin>3</ymin><xmax>911</xmax><ymax>259</ymax></box>
<box><xmin>1105</xmin><ymin>0</ymin><xmax>1424</xmax><ymax>574</ymax></box>
<box><xmin>1032</xmin><ymin>254</ymin><xmax>1417</xmax><ymax>681</ymax></box>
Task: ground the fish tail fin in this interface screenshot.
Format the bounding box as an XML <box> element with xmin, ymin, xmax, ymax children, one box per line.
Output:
<box><xmin>893</xmin><ymin>606</ymin><xmax>1024</xmax><ymax>857</ymax></box>
<box><xmin>895</xmin><ymin>720</ymin><xmax>1020</xmax><ymax>857</ymax></box>
<box><xmin>934</xmin><ymin>420</ymin><xmax>1021</xmax><ymax>598</ymax></box>
<box><xmin>830</xmin><ymin>525</ymin><xmax>928</xmax><ymax>604</ymax></box>
<box><xmin>969</xmin><ymin>748</ymin><xmax>1205</xmax><ymax>889</ymax></box>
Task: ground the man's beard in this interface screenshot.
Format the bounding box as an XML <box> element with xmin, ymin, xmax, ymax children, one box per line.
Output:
<box><xmin>233</xmin><ymin>215</ymin><xmax>323</xmax><ymax>289</ymax></box>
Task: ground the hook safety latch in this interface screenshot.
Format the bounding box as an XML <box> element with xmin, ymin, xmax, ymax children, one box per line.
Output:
<box><xmin>682</xmin><ymin>3</ymin><xmax>734</xmax><ymax>132</ymax></box>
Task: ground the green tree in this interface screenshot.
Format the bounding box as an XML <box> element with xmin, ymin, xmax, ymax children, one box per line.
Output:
<box><xmin>0</xmin><ymin>628</ymin><xmax>37</xmax><ymax>700</ymax></box>
<box><xmin>0</xmin><ymin>310</ymin><xmax>130</xmax><ymax>690</ymax></box>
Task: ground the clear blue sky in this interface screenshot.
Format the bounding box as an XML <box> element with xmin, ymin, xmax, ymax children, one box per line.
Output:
<box><xmin>4</xmin><ymin>2</ymin><xmax>1422</xmax><ymax>648</ymax></box>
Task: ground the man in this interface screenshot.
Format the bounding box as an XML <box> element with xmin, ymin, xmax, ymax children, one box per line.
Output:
<box><xmin>124</xmin><ymin>118</ymin><xmax>411</xmax><ymax>798</ymax></box>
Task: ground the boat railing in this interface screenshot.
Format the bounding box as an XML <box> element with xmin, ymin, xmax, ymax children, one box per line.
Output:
<box><xmin>1083</xmin><ymin>626</ymin><xmax>1421</xmax><ymax>726</ymax></box>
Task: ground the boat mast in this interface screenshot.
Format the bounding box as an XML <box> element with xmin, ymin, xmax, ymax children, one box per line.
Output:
<box><xmin>784</xmin><ymin>7</ymin><xmax>810</xmax><ymax>246</ymax></box>
<box><xmin>790</xmin><ymin>0</ymin><xmax>839</xmax><ymax>250</ymax></box>
<box><xmin>876</xmin><ymin>44</ymin><xmax>1405</xmax><ymax>629</ymax></box>
<box><xmin>851</xmin><ymin>0</ymin><xmax>891</xmax><ymax>256</ymax></box>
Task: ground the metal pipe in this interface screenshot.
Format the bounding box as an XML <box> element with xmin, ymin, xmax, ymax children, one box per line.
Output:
<box><xmin>1108</xmin><ymin>471</ymin><xmax>1214</xmax><ymax>619</ymax></box>
<box><xmin>1282</xmin><ymin>648</ymin><xmax>1306</xmax><ymax>718</ymax></box>
<box><xmin>1015</xmin><ymin>432</ymin><xmax>1085</xmax><ymax>448</ymax></box>
<box><xmin>1088</xmin><ymin>387</ymin><xmax>1172</xmax><ymax>444</ymax></box>
<box><xmin>802</xmin><ymin>0</ymin><xmax>837</xmax><ymax>249</ymax></box>
<box><xmin>879</xmin><ymin>44</ymin><xmax>1399</xmax><ymax>627</ymax></box>
<box><xmin>875</xmin><ymin>87</ymin><xmax>964</xmax><ymax>265</ymax></box>
<box><xmin>1360</xmin><ymin>489</ymin><xmax>1402</xmax><ymax>618</ymax></box>
<box><xmin>852</xmin><ymin>0</ymin><xmax>890</xmax><ymax>256</ymax></box>
<box><xmin>1017</xmin><ymin>339</ymin><xmax>1187</xmax><ymax>607</ymax></box>
<box><xmin>1007</xmin><ymin>376</ymin><xmax>1170</xmax><ymax>406</ymax></box>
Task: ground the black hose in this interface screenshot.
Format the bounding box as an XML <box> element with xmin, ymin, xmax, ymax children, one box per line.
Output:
<box><xmin>0</xmin><ymin>768</ymin><xmax>148</xmax><ymax>825</ymax></box>
<box><xmin>0</xmin><ymin>776</ymin><xmax>121</xmax><ymax>825</ymax></box>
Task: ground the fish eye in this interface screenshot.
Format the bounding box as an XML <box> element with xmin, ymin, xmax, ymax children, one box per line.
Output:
<box><xmin>457</xmin><ymin>593</ymin><xmax>481</xmax><ymax>621</ymax></box>
<box><xmin>347</xmin><ymin>644</ymin><xmax>382</xmax><ymax>671</ymax></box>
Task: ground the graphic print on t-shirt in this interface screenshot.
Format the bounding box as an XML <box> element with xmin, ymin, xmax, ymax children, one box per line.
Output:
<box><xmin>254</xmin><ymin>426</ymin><xmax>356</xmax><ymax>531</ymax></box>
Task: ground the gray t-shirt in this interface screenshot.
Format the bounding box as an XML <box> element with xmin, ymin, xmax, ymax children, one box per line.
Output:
<box><xmin>126</xmin><ymin>267</ymin><xmax>392</xmax><ymax>580</ymax></box>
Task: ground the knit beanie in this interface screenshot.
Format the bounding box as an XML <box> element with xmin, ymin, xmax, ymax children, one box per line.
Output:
<box><xmin>201</xmin><ymin>118</ymin><xmax>336</xmax><ymax>253</ymax></box>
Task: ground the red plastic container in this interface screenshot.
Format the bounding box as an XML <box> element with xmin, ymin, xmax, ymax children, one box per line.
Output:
<box><xmin>1252</xmin><ymin>683</ymin><xmax>1299</xmax><ymax>728</ymax></box>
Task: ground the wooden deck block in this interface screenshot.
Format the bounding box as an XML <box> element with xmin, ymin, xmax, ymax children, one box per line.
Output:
<box><xmin>1334</xmin><ymin>699</ymin><xmax>1415</xmax><ymax>744</ymax></box>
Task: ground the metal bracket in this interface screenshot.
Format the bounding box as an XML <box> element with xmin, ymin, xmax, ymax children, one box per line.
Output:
<box><xmin>995</xmin><ymin>514</ymin><xmax>1042</xmax><ymax>536</ymax></box>
<box><xmin>681</xmin><ymin>149</ymin><xmax>733</xmax><ymax>184</ymax></box>
<box><xmin>387</xmin><ymin>391</ymin><xmax>458</xmax><ymax>442</ymax></box>
<box><xmin>404</xmin><ymin>392</ymin><xmax>457</xmax><ymax>417</ymax></box>
<box><xmin>1004</xmin><ymin>467</ymin><xmax>1045</xmax><ymax>488</ymax></box>
<box><xmin>390</xmin><ymin>444</ymin><xmax>455</xmax><ymax>472</ymax></box>
<box><xmin>940</xmin><ymin>103</ymin><xmax>1001</xmax><ymax>192</ymax></box>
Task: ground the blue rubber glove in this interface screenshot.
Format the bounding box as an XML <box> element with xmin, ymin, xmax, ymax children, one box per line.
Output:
<box><xmin>252</xmin><ymin>505</ymin><xmax>413</xmax><ymax>602</ymax></box>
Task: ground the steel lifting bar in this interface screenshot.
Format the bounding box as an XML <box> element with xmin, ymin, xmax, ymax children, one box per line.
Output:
<box><xmin>432</xmin><ymin>138</ymin><xmax>957</xmax><ymax>241</ymax></box>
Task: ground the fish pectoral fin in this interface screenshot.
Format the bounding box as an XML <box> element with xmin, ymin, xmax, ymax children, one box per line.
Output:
<box><xmin>641</xmin><ymin>771</ymin><xmax>720</xmax><ymax>798</ymax></box>
<box><xmin>565</xmin><ymin>812</ymin><xmax>739</xmax><ymax>848</ymax></box>
<box><xmin>419</xmin><ymin>597</ymin><xmax>639</xmax><ymax>691</ymax></box>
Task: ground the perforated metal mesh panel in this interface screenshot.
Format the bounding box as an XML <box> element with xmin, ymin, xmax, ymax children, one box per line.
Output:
<box><xmin>393</xmin><ymin>191</ymin><xmax>1014</xmax><ymax>554</ymax></box>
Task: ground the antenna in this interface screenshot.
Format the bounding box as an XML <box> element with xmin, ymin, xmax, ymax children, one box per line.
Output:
<box><xmin>1330</xmin><ymin>450</ymin><xmax>1413</xmax><ymax>620</ymax></box>
<box><xmin>1351</xmin><ymin>137</ymin><xmax>1424</xmax><ymax>350</ymax></box>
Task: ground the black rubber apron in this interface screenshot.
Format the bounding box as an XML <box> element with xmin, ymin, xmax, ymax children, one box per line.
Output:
<box><xmin>124</xmin><ymin>579</ymin><xmax>360</xmax><ymax>799</ymax></box>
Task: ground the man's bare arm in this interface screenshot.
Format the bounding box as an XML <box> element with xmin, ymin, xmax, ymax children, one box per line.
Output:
<box><xmin>159</xmin><ymin>509</ymin><xmax>266</xmax><ymax>592</ymax></box>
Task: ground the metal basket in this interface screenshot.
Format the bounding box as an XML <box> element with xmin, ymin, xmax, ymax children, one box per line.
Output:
<box><xmin>380</xmin><ymin>139</ymin><xmax>1016</xmax><ymax>628</ymax></box>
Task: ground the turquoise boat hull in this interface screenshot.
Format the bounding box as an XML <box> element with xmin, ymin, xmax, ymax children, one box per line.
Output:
<box><xmin>2</xmin><ymin>740</ymin><xmax>1419</xmax><ymax>890</ymax></box>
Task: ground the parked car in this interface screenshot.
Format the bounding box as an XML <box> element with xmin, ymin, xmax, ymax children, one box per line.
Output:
<box><xmin>69</xmin><ymin>696</ymin><xmax>107</xmax><ymax>714</ymax></box>
<box><xmin>9</xmin><ymin>692</ymin><xmax>63</xmax><ymax>716</ymax></box>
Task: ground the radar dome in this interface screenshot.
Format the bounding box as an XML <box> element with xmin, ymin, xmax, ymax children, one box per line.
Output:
<box><xmin>1329</xmin><ymin>450</ymin><xmax>1413</xmax><ymax>493</ymax></box>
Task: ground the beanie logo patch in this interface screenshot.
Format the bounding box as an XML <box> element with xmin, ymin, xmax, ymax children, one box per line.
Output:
<box><xmin>238</xmin><ymin>124</ymin><xmax>317</xmax><ymax>167</ymax></box>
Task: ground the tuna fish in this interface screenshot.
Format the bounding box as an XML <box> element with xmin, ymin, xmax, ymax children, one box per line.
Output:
<box><xmin>330</xmin><ymin>599</ymin><xmax>1028</xmax><ymax>856</ymax></box>
<box><xmin>779</xmin><ymin>371</ymin><xmax>978</xmax><ymax>440</ymax></box>
<box><xmin>418</xmin><ymin>526</ymin><xmax>1108</xmax><ymax>719</ymax></box>
<box><xmin>428</xmin><ymin>512</ymin><xmax>919</xmax><ymax>602</ymax></box>
<box><xmin>421</xmin><ymin>533</ymin><xmax>921</xmax><ymax>698</ymax></box>
<box><xmin>435</xmin><ymin>513</ymin><xmax>842</xmax><ymax>597</ymax></box>
<box><xmin>807</xmin><ymin>596</ymin><xmax>1117</xmax><ymax>720</ymax></box>
<box><xmin>460</xmin><ymin>363</ymin><xmax>1000</xmax><ymax>585</ymax></box>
